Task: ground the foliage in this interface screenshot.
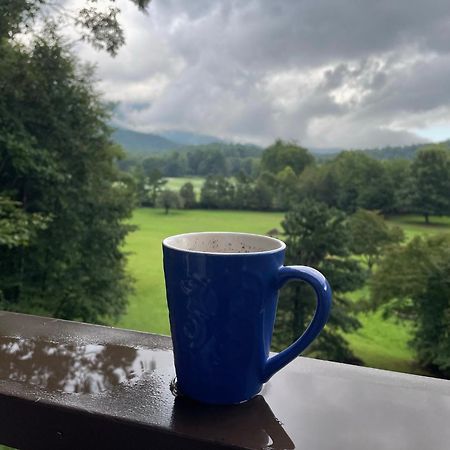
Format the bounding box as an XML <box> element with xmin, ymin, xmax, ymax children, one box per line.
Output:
<box><xmin>260</xmin><ymin>140</ymin><xmax>314</xmax><ymax>176</ymax></box>
<box><xmin>234</xmin><ymin>172</ymin><xmax>273</xmax><ymax>211</ymax></box>
<box><xmin>200</xmin><ymin>176</ymin><xmax>236</xmax><ymax>209</ymax></box>
<box><xmin>122</xmin><ymin>138</ymin><xmax>450</xmax><ymax>217</ymax></box>
<box><xmin>330</xmin><ymin>151</ymin><xmax>396</xmax><ymax>212</ymax></box>
<box><xmin>179</xmin><ymin>182</ymin><xmax>196</xmax><ymax>209</ymax></box>
<box><xmin>3</xmin><ymin>0</ymin><xmax>151</xmax><ymax>56</ymax></box>
<box><xmin>145</xmin><ymin>169</ymin><xmax>167</xmax><ymax>207</ymax></box>
<box><xmin>353</xmin><ymin>142</ymin><xmax>440</xmax><ymax>161</ymax></box>
<box><xmin>407</xmin><ymin>145</ymin><xmax>450</xmax><ymax>223</ymax></box>
<box><xmin>370</xmin><ymin>234</ymin><xmax>450</xmax><ymax>376</ymax></box>
<box><xmin>156</xmin><ymin>189</ymin><xmax>182</xmax><ymax>214</ymax></box>
<box><xmin>126</xmin><ymin>143</ymin><xmax>261</xmax><ymax>178</ymax></box>
<box><xmin>349</xmin><ymin>209</ymin><xmax>404</xmax><ymax>270</ymax></box>
<box><xmin>0</xmin><ymin>29</ymin><xmax>135</xmax><ymax>323</ymax></box>
<box><xmin>0</xmin><ymin>197</ymin><xmax>49</xmax><ymax>248</ymax></box>
<box><xmin>272</xmin><ymin>200</ymin><xmax>366</xmax><ymax>363</ymax></box>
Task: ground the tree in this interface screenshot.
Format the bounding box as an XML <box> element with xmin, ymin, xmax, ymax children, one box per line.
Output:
<box><xmin>250</xmin><ymin>179</ymin><xmax>273</xmax><ymax>210</ymax></box>
<box><xmin>2</xmin><ymin>0</ymin><xmax>151</xmax><ymax>56</ymax></box>
<box><xmin>0</xmin><ymin>27</ymin><xmax>135</xmax><ymax>323</ymax></box>
<box><xmin>146</xmin><ymin>169</ymin><xmax>167</xmax><ymax>207</ymax></box>
<box><xmin>157</xmin><ymin>189</ymin><xmax>182</xmax><ymax>214</ymax></box>
<box><xmin>273</xmin><ymin>165</ymin><xmax>299</xmax><ymax>209</ymax></box>
<box><xmin>370</xmin><ymin>234</ymin><xmax>450</xmax><ymax>376</ymax></box>
<box><xmin>349</xmin><ymin>209</ymin><xmax>404</xmax><ymax>271</ymax></box>
<box><xmin>272</xmin><ymin>200</ymin><xmax>366</xmax><ymax>363</ymax></box>
<box><xmin>179</xmin><ymin>182</ymin><xmax>196</xmax><ymax>209</ymax></box>
<box><xmin>0</xmin><ymin>197</ymin><xmax>49</xmax><ymax>249</ymax></box>
<box><xmin>383</xmin><ymin>159</ymin><xmax>411</xmax><ymax>214</ymax></box>
<box><xmin>330</xmin><ymin>151</ymin><xmax>395</xmax><ymax>213</ymax></box>
<box><xmin>200</xmin><ymin>176</ymin><xmax>235</xmax><ymax>209</ymax></box>
<box><xmin>260</xmin><ymin>140</ymin><xmax>314</xmax><ymax>176</ymax></box>
<box><xmin>407</xmin><ymin>145</ymin><xmax>450</xmax><ymax>223</ymax></box>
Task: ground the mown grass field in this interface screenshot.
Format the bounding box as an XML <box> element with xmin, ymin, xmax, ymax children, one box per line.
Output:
<box><xmin>166</xmin><ymin>177</ymin><xmax>204</xmax><ymax>196</ymax></box>
<box><xmin>119</xmin><ymin>208</ymin><xmax>450</xmax><ymax>375</ymax></box>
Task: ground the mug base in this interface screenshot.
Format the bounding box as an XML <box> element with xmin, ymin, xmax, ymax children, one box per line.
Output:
<box><xmin>170</xmin><ymin>377</ymin><xmax>263</xmax><ymax>405</ymax></box>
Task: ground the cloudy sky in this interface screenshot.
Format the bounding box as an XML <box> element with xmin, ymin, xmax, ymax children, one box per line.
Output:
<box><xmin>71</xmin><ymin>0</ymin><xmax>450</xmax><ymax>148</ymax></box>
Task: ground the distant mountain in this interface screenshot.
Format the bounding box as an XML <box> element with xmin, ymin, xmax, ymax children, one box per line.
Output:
<box><xmin>359</xmin><ymin>142</ymin><xmax>449</xmax><ymax>160</ymax></box>
<box><xmin>312</xmin><ymin>141</ymin><xmax>450</xmax><ymax>161</ymax></box>
<box><xmin>112</xmin><ymin>128</ymin><xmax>179</xmax><ymax>154</ymax></box>
<box><xmin>310</xmin><ymin>147</ymin><xmax>343</xmax><ymax>156</ymax></box>
<box><xmin>158</xmin><ymin>130</ymin><xmax>225</xmax><ymax>146</ymax></box>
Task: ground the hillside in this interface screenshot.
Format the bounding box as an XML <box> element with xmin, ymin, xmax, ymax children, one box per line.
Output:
<box><xmin>112</xmin><ymin>129</ymin><xmax>179</xmax><ymax>154</ymax></box>
<box><xmin>357</xmin><ymin>141</ymin><xmax>450</xmax><ymax>160</ymax></box>
<box><xmin>158</xmin><ymin>130</ymin><xmax>224</xmax><ymax>146</ymax></box>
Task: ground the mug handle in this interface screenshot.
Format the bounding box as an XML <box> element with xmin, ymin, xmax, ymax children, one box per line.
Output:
<box><xmin>262</xmin><ymin>265</ymin><xmax>332</xmax><ymax>383</ymax></box>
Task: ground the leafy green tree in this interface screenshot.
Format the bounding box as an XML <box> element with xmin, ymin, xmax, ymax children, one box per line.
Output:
<box><xmin>234</xmin><ymin>172</ymin><xmax>254</xmax><ymax>210</ymax></box>
<box><xmin>273</xmin><ymin>165</ymin><xmax>299</xmax><ymax>209</ymax></box>
<box><xmin>298</xmin><ymin>165</ymin><xmax>339</xmax><ymax>209</ymax></box>
<box><xmin>407</xmin><ymin>145</ymin><xmax>450</xmax><ymax>223</ymax></box>
<box><xmin>250</xmin><ymin>179</ymin><xmax>273</xmax><ymax>210</ymax></box>
<box><xmin>146</xmin><ymin>169</ymin><xmax>167</xmax><ymax>207</ymax></box>
<box><xmin>2</xmin><ymin>0</ymin><xmax>151</xmax><ymax>55</ymax></box>
<box><xmin>330</xmin><ymin>151</ymin><xmax>395</xmax><ymax>213</ymax></box>
<box><xmin>162</xmin><ymin>151</ymin><xmax>188</xmax><ymax>177</ymax></box>
<box><xmin>179</xmin><ymin>182</ymin><xmax>196</xmax><ymax>209</ymax></box>
<box><xmin>0</xmin><ymin>28</ymin><xmax>135</xmax><ymax>323</ymax></box>
<box><xmin>370</xmin><ymin>234</ymin><xmax>450</xmax><ymax>376</ymax></box>
<box><xmin>156</xmin><ymin>189</ymin><xmax>182</xmax><ymax>215</ymax></box>
<box><xmin>272</xmin><ymin>200</ymin><xmax>366</xmax><ymax>363</ymax></box>
<box><xmin>349</xmin><ymin>209</ymin><xmax>404</xmax><ymax>271</ymax></box>
<box><xmin>383</xmin><ymin>159</ymin><xmax>411</xmax><ymax>213</ymax></box>
<box><xmin>0</xmin><ymin>197</ymin><xmax>49</xmax><ymax>249</ymax></box>
<box><xmin>260</xmin><ymin>140</ymin><xmax>314</xmax><ymax>176</ymax></box>
<box><xmin>200</xmin><ymin>176</ymin><xmax>235</xmax><ymax>209</ymax></box>
<box><xmin>197</xmin><ymin>149</ymin><xmax>228</xmax><ymax>176</ymax></box>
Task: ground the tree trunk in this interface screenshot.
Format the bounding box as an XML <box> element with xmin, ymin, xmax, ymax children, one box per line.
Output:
<box><xmin>424</xmin><ymin>212</ymin><xmax>430</xmax><ymax>224</ymax></box>
<box><xmin>165</xmin><ymin>205</ymin><xmax>169</xmax><ymax>215</ymax></box>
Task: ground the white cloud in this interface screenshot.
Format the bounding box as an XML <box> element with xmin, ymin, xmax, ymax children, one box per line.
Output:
<box><xmin>70</xmin><ymin>0</ymin><xmax>450</xmax><ymax>147</ymax></box>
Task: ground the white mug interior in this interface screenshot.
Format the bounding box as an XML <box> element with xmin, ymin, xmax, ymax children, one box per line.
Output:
<box><xmin>163</xmin><ymin>232</ymin><xmax>286</xmax><ymax>255</ymax></box>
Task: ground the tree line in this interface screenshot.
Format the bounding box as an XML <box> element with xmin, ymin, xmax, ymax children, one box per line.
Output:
<box><xmin>119</xmin><ymin>143</ymin><xmax>261</xmax><ymax>178</ymax></box>
<box><xmin>140</xmin><ymin>140</ymin><xmax>450</xmax><ymax>224</ymax></box>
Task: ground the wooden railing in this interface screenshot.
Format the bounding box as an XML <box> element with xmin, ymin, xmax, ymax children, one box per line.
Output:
<box><xmin>0</xmin><ymin>312</ymin><xmax>448</xmax><ymax>449</ymax></box>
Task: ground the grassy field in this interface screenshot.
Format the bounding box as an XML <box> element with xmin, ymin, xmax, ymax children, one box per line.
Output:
<box><xmin>346</xmin><ymin>214</ymin><xmax>450</xmax><ymax>374</ymax></box>
<box><xmin>166</xmin><ymin>177</ymin><xmax>204</xmax><ymax>196</ymax></box>
<box><xmin>119</xmin><ymin>208</ymin><xmax>450</xmax><ymax>375</ymax></box>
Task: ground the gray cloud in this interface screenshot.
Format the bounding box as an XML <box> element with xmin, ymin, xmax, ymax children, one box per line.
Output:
<box><xmin>75</xmin><ymin>0</ymin><xmax>450</xmax><ymax>147</ymax></box>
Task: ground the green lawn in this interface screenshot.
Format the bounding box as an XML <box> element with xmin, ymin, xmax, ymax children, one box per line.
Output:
<box><xmin>119</xmin><ymin>209</ymin><xmax>450</xmax><ymax>375</ymax></box>
<box><xmin>387</xmin><ymin>214</ymin><xmax>450</xmax><ymax>239</ymax></box>
<box><xmin>345</xmin><ymin>215</ymin><xmax>450</xmax><ymax>374</ymax></box>
<box><xmin>343</xmin><ymin>287</ymin><xmax>419</xmax><ymax>374</ymax></box>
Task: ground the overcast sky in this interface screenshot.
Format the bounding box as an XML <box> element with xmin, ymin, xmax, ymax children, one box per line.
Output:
<box><xmin>72</xmin><ymin>0</ymin><xmax>450</xmax><ymax>148</ymax></box>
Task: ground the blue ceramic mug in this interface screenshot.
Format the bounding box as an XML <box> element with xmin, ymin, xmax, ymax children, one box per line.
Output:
<box><xmin>163</xmin><ymin>232</ymin><xmax>331</xmax><ymax>404</ymax></box>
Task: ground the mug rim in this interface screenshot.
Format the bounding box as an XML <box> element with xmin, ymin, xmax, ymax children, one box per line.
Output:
<box><xmin>163</xmin><ymin>231</ymin><xmax>286</xmax><ymax>256</ymax></box>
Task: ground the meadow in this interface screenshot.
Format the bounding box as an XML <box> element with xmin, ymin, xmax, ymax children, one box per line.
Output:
<box><xmin>119</xmin><ymin>208</ymin><xmax>450</xmax><ymax>375</ymax></box>
<box><xmin>166</xmin><ymin>177</ymin><xmax>204</xmax><ymax>196</ymax></box>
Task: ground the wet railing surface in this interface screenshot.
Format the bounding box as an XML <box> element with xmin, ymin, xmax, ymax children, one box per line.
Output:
<box><xmin>0</xmin><ymin>312</ymin><xmax>449</xmax><ymax>449</ymax></box>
